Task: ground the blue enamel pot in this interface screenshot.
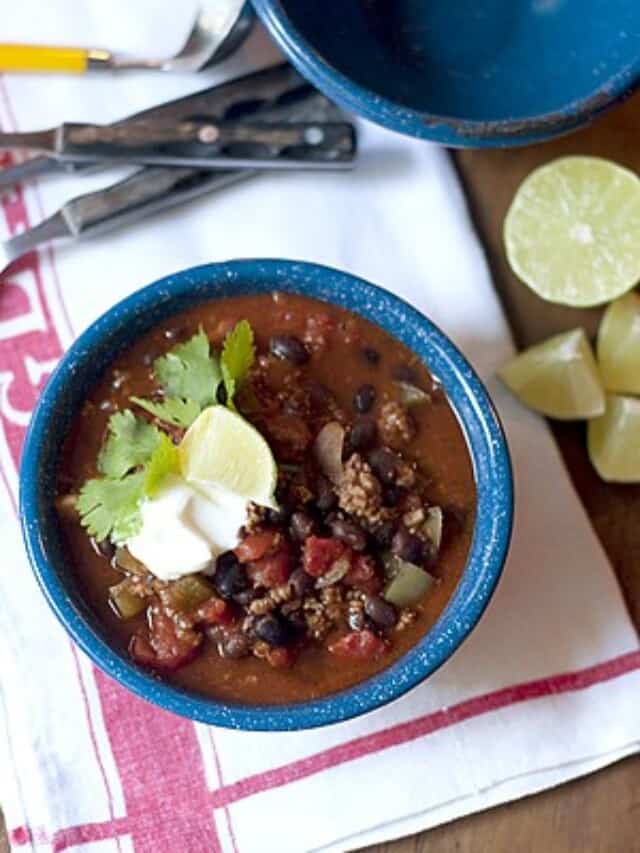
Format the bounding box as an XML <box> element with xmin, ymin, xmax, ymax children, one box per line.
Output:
<box><xmin>252</xmin><ymin>0</ymin><xmax>640</xmax><ymax>146</ymax></box>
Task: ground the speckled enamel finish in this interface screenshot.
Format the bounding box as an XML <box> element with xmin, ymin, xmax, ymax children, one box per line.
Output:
<box><xmin>251</xmin><ymin>0</ymin><xmax>640</xmax><ymax>147</ymax></box>
<box><xmin>20</xmin><ymin>260</ymin><xmax>513</xmax><ymax>730</ymax></box>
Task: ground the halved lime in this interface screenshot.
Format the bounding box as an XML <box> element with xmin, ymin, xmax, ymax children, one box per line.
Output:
<box><xmin>498</xmin><ymin>328</ymin><xmax>605</xmax><ymax>420</ymax></box>
<box><xmin>587</xmin><ymin>394</ymin><xmax>640</xmax><ymax>482</ymax></box>
<box><xmin>179</xmin><ymin>405</ymin><xmax>277</xmax><ymax>506</ymax></box>
<box><xmin>597</xmin><ymin>290</ymin><xmax>640</xmax><ymax>394</ymax></box>
<box><xmin>504</xmin><ymin>156</ymin><xmax>640</xmax><ymax>307</ymax></box>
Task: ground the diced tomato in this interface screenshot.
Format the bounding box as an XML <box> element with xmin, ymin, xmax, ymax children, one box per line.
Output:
<box><xmin>129</xmin><ymin>634</ymin><xmax>158</xmax><ymax>668</ymax></box>
<box><xmin>303</xmin><ymin>536</ymin><xmax>349</xmax><ymax>577</ymax></box>
<box><xmin>196</xmin><ymin>597</ymin><xmax>236</xmax><ymax>627</ymax></box>
<box><xmin>235</xmin><ymin>530</ymin><xmax>280</xmax><ymax>563</ymax></box>
<box><xmin>247</xmin><ymin>546</ymin><xmax>291</xmax><ymax>588</ymax></box>
<box><xmin>344</xmin><ymin>554</ymin><xmax>383</xmax><ymax>594</ymax></box>
<box><xmin>266</xmin><ymin>646</ymin><xmax>297</xmax><ymax>669</ymax></box>
<box><xmin>328</xmin><ymin>629</ymin><xmax>387</xmax><ymax>661</ymax></box>
<box><xmin>130</xmin><ymin>604</ymin><xmax>202</xmax><ymax>671</ymax></box>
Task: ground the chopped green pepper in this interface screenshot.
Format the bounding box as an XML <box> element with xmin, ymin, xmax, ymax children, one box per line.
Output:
<box><xmin>109</xmin><ymin>580</ymin><xmax>147</xmax><ymax>620</ymax></box>
<box><xmin>165</xmin><ymin>574</ymin><xmax>215</xmax><ymax>613</ymax></box>
<box><xmin>383</xmin><ymin>558</ymin><xmax>435</xmax><ymax>607</ymax></box>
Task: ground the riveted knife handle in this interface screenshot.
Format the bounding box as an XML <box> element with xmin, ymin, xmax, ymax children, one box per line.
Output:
<box><xmin>60</xmin><ymin>119</ymin><xmax>357</xmax><ymax>166</ymax></box>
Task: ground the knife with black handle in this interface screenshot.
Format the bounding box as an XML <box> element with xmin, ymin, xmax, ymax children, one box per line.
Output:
<box><xmin>0</xmin><ymin>63</ymin><xmax>324</xmax><ymax>188</ymax></box>
<box><xmin>0</xmin><ymin>118</ymin><xmax>356</xmax><ymax>170</ymax></box>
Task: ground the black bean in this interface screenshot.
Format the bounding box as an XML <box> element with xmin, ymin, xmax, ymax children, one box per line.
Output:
<box><xmin>391</xmin><ymin>526</ymin><xmax>425</xmax><ymax>564</ymax></box>
<box><xmin>216</xmin><ymin>383</ymin><xmax>228</xmax><ymax>405</ymax></box>
<box><xmin>349</xmin><ymin>418</ymin><xmax>377</xmax><ymax>452</ymax></box>
<box><xmin>290</xmin><ymin>511</ymin><xmax>315</xmax><ymax>541</ymax></box>
<box><xmin>392</xmin><ymin>364</ymin><xmax>418</xmax><ymax>383</ymax></box>
<box><xmin>214</xmin><ymin>552</ymin><xmax>248</xmax><ymax>599</ymax></box>
<box><xmin>383</xmin><ymin>485</ymin><xmax>407</xmax><ymax>507</ymax></box>
<box><xmin>353</xmin><ymin>383</ymin><xmax>376</xmax><ymax>414</ymax></box>
<box><xmin>329</xmin><ymin>517</ymin><xmax>367</xmax><ymax>551</ymax></box>
<box><xmin>315</xmin><ymin>475</ymin><xmax>337</xmax><ymax>512</ymax></box>
<box><xmin>368</xmin><ymin>448</ymin><xmax>400</xmax><ymax>485</ymax></box>
<box><xmin>364</xmin><ymin>596</ymin><xmax>397</xmax><ymax>628</ymax></box>
<box><xmin>255</xmin><ymin>613</ymin><xmax>292</xmax><ymax>646</ymax></box>
<box><xmin>289</xmin><ymin>567</ymin><xmax>314</xmax><ymax>598</ymax></box>
<box><xmin>269</xmin><ymin>335</ymin><xmax>310</xmax><ymax>365</ymax></box>
<box><xmin>221</xmin><ymin>633</ymin><xmax>251</xmax><ymax>659</ymax></box>
<box><xmin>363</xmin><ymin>347</ymin><xmax>380</xmax><ymax>365</ymax></box>
<box><xmin>372</xmin><ymin>521</ymin><xmax>395</xmax><ymax>549</ymax></box>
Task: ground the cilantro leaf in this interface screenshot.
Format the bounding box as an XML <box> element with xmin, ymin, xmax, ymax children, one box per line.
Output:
<box><xmin>220</xmin><ymin>363</ymin><xmax>236</xmax><ymax>410</ymax></box>
<box><xmin>143</xmin><ymin>432</ymin><xmax>179</xmax><ymax>497</ymax></box>
<box><xmin>153</xmin><ymin>328</ymin><xmax>221</xmax><ymax>409</ymax></box>
<box><xmin>97</xmin><ymin>410</ymin><xmax>161</xmax><ymax>479</ymax></box>
<box><xmin>220</xmin><ymin>320</ymin><xmax>255</xmax><ymax>406</ymax></box>
<box><xmin>130</xmin><ymin>396</ymin><xmax>200</xmax><ymax>429</ymax></box>
<box><xmin>76</xmin><ymin>472</ymin><xmax>145</xmax><ymax>543</ymax></box>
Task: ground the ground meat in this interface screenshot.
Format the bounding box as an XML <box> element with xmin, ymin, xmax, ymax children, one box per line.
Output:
<box><xmin>337</xmin><ymin>453</ymin><xmax>387</xmax><ymax>528</ymax></box>
<box><xmin>378</xmin><ymin>401</ymin><xmax>416</xmax><ymax>448</ymax></box>
<box><xmin>302</xmin><ymin>594</ymin><xmax>341</xmax><ymax>640</ymax></box>
<box><xmin>395</xmin><ymin>608</ymin><xmax>418</xmax><ymax>631</ymax></box>
<box><xmin>248</xmin><ymin>582</ymin><xmax>294</xmax><ymax>615</ymax></box>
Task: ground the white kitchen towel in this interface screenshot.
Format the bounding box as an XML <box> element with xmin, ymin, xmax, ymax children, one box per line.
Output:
<box><xmin>1</xmin><ymin>3</ymin><xmax>639</xmax><ymax>852</ymax></box>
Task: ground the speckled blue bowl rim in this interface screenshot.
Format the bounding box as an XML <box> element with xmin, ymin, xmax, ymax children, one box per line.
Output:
<box><xmin>20</xmin><ymin>259</ymin><xmax>513</xmax><ymax>731</ymax></box>
<box><xmin>251</xmin><ymin>0</ymin><xmax>640</xmax><ymax>147</ymax></box>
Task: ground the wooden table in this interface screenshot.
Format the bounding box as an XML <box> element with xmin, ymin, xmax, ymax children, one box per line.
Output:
<box><xmin>361</xmin><ymin>93</ymin><xmax>640</xmax><ymax>853</ymax></box>
<box><xmin>2</xmin><ymin>95</ymin><xmax>639</xmax><ymax>853</ymax></box>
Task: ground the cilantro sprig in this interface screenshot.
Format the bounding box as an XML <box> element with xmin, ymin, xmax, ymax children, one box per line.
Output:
<box><xmin>76</xmin><ymin>322</ymin><xmax>256</xmax><ymax>544</ymax></box>
<box><xmin>131</xmin><ymin>323</ymin><xmax>255</xmax><ymax>427</ymax></box>
<box><xmin>97</xmin><ymin>410</ymin><xmax>160</xmax><ymax>479</ymax></box>
<box><xmin>220</xmin><ymin>319</ymin><xmax>255</xmax><ymax>408</ymax></box>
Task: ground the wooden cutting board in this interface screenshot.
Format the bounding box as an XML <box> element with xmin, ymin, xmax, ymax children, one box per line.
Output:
<box><xmin>363</xmin><ymin>93</ymin><xmax>640</xmax><ymax>853</ymax></box>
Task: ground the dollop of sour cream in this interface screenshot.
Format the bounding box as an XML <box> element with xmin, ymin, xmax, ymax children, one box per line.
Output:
<box><xmin>126</xmin><ymin>474</ymin><xmax>250</xmax><ymax>581</ymax></box>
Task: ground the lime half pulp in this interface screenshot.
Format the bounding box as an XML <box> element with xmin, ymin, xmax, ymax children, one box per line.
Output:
<box><xmin>504</xmin><ymin>156</ymin><xmax>640</xmax><ymax>307</ymax></box>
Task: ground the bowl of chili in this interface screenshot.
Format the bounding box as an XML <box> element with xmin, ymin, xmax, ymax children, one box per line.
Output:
<box><xmin>20</xmin><ymin>259</ymin><xmax>513</xmax><ymax>730</ymax></box>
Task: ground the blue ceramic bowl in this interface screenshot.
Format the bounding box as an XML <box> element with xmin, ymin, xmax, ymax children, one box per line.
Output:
<box><xmin>252</xmin><ymin>0</ymin><xmax>640</xmax><ymax>147</ymax></box>
<box><xmin>20</xmin><ymin>260</ymin><xmax>513</xmax><ymax>730</ymax></box>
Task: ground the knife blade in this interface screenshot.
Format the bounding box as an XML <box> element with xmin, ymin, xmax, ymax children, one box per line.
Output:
<box><xmin>0</xmin><ymin>63</ymin><xmax>321</xmax><ymax>188</ymax></box>
<box><xmin>0</xmin><ymin>119</ymin><xmax>356</xmax><ymax>170</ymax></box>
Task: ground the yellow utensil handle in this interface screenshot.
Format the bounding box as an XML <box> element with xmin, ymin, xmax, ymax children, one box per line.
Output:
<box><xmin>0</xmin><ymin>44</ymin><xmax>93</xmax><ymax>73</ymax></box>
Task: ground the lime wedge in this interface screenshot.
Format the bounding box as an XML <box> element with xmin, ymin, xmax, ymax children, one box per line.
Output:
<box><xmin>587</xmin><ymin>394</ymin><xmax>640</xmax><ymax>482</ymax></box>
<box><xmin>597</xmin><ymin>290</ymin><xmax>640</xmax><ymax>394</ymax></box>
<box><xmin>504</xmin><ymin>156</ymin><xmax>640</xmax><ymax>307</ymax></box>
<box><xmin>179</xmin><ymin>406</ymin><xmax>277</xmax><ymax>506</ymax></box>
<box><xmin>498</xmin><ymin>328</ymin><xmax>605</xmax><ymax>419</ymax></box>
